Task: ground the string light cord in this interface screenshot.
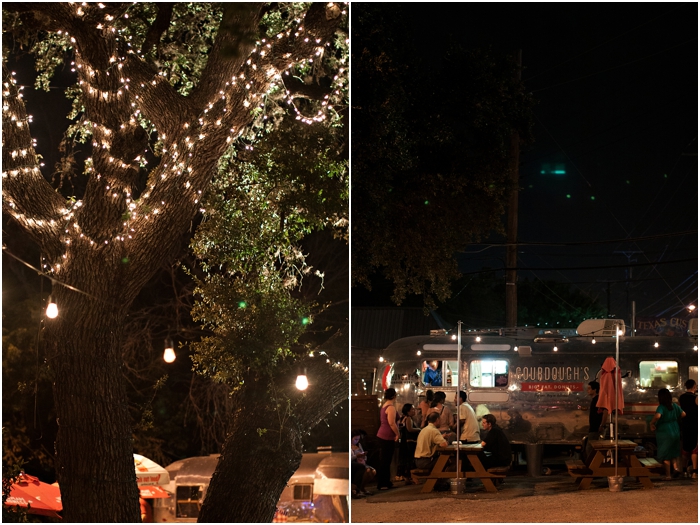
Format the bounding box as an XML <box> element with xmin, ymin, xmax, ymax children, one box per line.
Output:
<box><xmin>2</xmin><ymin>245</ymin><xmax>101</xmax><ymax>302</ymax></box>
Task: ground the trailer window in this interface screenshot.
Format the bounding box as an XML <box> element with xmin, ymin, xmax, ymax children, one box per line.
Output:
<box><xmin>176</xmin><ymin>485</ymin><xmax>203</xmax><ymax>518</ymax></box>
<box><xmin>469</xmin><ymin>360</ymin><xmax>509</xmax><ymax>388</ymax></box>
<box><xmin>422</xmin><ymin>360</ymin><xmax>443</xmax><ymax>386</ymax></box>
<box><xmin>639</xmin><ymin>361</ymin><xmax>678</xmax><ymax>388</ymax></box>
<box><xmin>293</xmin><ymin>484</ymin><xmax>313</xmax><ymax>501</ymax></box>
<box><xmin>444</xmin><ymin>360</ymin><xmax>458</xmax><ymax>387</ymax></box>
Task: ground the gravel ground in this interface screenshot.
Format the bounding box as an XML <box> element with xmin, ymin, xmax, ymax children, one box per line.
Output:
<box><xmin>350</xmin><ymin>475</ymin><xmax>698</xmax><ymax>523</ymax></box>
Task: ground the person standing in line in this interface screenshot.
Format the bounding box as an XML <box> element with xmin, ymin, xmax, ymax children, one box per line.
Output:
<box><xmin>419</xmin><ymin>389</ymin><xmax>434</xmax><ymax>427</ymax></box>
<box><xmin>584</xmin><ymin>381</ymin><xmax>608</xmax><ymax>460</ymax></box>
<box><xmin>679</xmin><ymin>379</ymin><xmax>697</xmax><ymax>477</ymax></box>
<box><xmin>650</xmin><ymin>387</ymin><xmax>686</xmax><ymax>480</ymax></box>
<box><xmin>375</xmin><ymin>388</ymin><xmax>399</xmax><ymax>490</ymax></box>
<box><xmin>397</xmin><ymin>403</ymin><xmax>421</xmax><ymax>483</ymax></box>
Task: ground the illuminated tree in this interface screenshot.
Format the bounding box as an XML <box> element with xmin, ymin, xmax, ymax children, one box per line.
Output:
<box><xmin>2</xmin><ymin>3</ymin><xmax>347</xmax><ymax>521</ymax></box>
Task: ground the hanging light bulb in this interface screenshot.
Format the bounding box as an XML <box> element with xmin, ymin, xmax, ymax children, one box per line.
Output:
<box><xmin>163</xmin><ymin>337</ymin><xmax>176</xmax><ymax>363</ymax></box>
<box><xmin>553</xmin><ymin>345</ymin><xmax>558</xmax><ymax>352</ymax></box>
<box><xmin>46</xmin><ymin>296</ymin><xmax>58</xmax><ymax>318</ymax></box>
<box><xmin>475</xmin><ymin>336</ymin><xmax>481</xmax><ymax>342</ymax></box>
<box><xmin>379</xmin><ymin>356</ymin><xmax>384</xmax><ymax>363</ymax></box>
<box><xmin>654</xmin><ymin>341</ymin><xmax>659</xmax><ymax>348</ymax></box>
<box><xmin>296</xmin><ymin>369</ymin><xmax>308</xmax><ymax>391</ymax></box>
<box><xmin>416</xmin><ymin>350</ymin><xmax>421</xmax><ymax>356</ymax></box>
<box><xmin>591</xmin><ymin>338</ymin><xmax>596</xmax><ymax>344</ymax></box>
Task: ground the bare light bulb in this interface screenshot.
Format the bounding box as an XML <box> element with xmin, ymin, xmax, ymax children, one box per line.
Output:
<box><xmin>163</xmin><ymin>337</ymin><xmax>175</xmax><ymax>363</ymax></box>
<box><xmin>46</xmin><ymin>299</ymin><xmax>58</xmax><ymax>319</ymax></box>
<box><xmin>296</xmin><ymin>374</ymin><xmax>308</xmax><ymax>391</ymax></box>
<box><xmin>591</xmin><ymin>338</ymin><xmax>596</xmax><ymax>344</ymax></box>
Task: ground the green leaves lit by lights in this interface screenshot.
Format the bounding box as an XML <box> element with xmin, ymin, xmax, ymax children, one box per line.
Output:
<box><xmin>121</xmin><ymin>257</ymin><xmax>130</xmax><ymax>264</ymax></box>
<box><xmin>238</xmin><ymin>301</ymin><xmax>247</xmax><ymax>309</ymax></box>
<box><xmin>424</xmin><ymin>200</ymin><xmax>429</xmax><ymax>205</ymax></box>
<box><xmin>590</xmin><ymin>196</ymin><xmax>596</xmax><ymax>201</ymax></box>
<box><xmin>301</xmin><ymin>317</ymin><xmax>310</xmax><ymax>325</ymax></box>
<box><xmin>566</xmin><ymin>194</ymin><xmax>571</xmax><ymax>199</ymax></box>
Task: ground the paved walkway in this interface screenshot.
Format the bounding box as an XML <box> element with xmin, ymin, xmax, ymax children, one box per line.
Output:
<box><xmin>350</xmin><ymin>468</ymin><xmax>698</xmax><ymax>523</ymax></box>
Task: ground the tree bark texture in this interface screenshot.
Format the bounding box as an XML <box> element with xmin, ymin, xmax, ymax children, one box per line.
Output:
<box><xmin>198</xmin><ymin>354</ymin><xmax>348</xmax><ymax>523</ymax></box>
<box><xmin>2</xmin><ymin>3</ymin><xmax>345</xmax><ymax>522</ymax></box>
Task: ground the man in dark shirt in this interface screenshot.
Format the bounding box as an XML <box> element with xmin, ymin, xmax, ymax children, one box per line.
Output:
<box><xmin>585</xmin><ymin>381</ymin><xmax>608</xmax><ymax>460</ymax></box>
<box><xmin>479</xmin><ymin>414</ymin><xmax>511</xmax><ymax>469</ymax></box>
<box><xmin>679</xmin><ymin>379</ymin><xmax>697</xmax><ymax>476</ymax></box>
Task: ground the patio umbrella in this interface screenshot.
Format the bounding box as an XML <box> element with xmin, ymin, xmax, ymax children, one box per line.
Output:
<box><xmin>596</xmin><ymin>334</ymin><xmax>625</xmax><ymax>476</ymax></box>
<box><xmin>134</xmin><ymin>453</ymin><xmax>171</xmax><ymax>486</ymax></box>
<box><xmin>596</xmin><ymin>356</ymin><xmax>625</xmax><ymax>418</ymax></box>
<box><xmin>5</xmin><ymin>473</ymin><xmax>62</xmax><ymax>519</ymax></box>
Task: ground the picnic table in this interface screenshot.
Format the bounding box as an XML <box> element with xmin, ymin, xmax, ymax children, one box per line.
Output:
<box><xmin>420</xmin><ymin>444</ymin><xmax>506</xmax><ymax>493</ymax></box>
<box><xmin>566</xmin><ymin>439</ymin><xmax>661</xmax><ymax>490</ymax></box>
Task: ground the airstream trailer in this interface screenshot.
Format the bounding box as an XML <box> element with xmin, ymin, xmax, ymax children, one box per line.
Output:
<box><xmin>374</xmin><ymin>319</ymin><xmax>698</xmax><ymax>457</ymax></box>
<box><xmin>152</xmin><ymin>451</ymin><xmax>348</xmax><ymax>523</ymax></box>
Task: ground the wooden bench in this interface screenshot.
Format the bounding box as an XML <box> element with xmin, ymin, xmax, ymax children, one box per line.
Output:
<box><xmin>565</xmin><ymin>459</ymin><xmax>592</xmax><ymax>479</ymax></box>
<box><xmin>565</xmin><ymin>459</ymin><xmax>587</xmax><ymax>472</ymax></box>
<box><xmin>487</xmin><ymin>466</ymin><xmax>509</xmax><ymax>486</ymax></box>
<box><xmin>639</xmin><ymin>458</ymin><xmax>664</xmax><ymax>472</ymax></box>
<box><xmin>410</xmin><ymin>468</ymin><xmax>431</xmax><ymax>484</ymax></box>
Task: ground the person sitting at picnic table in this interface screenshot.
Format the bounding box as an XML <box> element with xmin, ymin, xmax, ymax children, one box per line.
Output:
<box><xmin>453</xmin><ymin>391</ymin><xmax>481</xmax><ymax>444</ymax></box>
<box><xmin>479</xmin><ymin>414</ymin><xmax>512</xmax><ymax>469</ymax></box>
<box><xmin>414</xmin><ymin>412</ymin><xmax>448</xmax><ymax>472</ymax></box>
<box><xmin>351</xmin><ymin>429</ymin><xmax>375</xmax><ymax>497</ymax></box>
<box><xmin>429</xmin><ymin>391</ymin><xmax>456</xmax><ymax>442</ymax></box>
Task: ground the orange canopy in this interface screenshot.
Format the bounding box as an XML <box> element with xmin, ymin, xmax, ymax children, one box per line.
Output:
<box><xmin>5</xmin><ymin>473</ymin><xmax>62</xmax><ymax>519</ymax></box>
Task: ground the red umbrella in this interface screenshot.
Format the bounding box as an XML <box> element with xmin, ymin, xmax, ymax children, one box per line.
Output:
<box><xmin>597</xmin><ymin>356</ymin><xmax>624</xmax><ymax>415</ymax></box>
<box><xmin>5</xmin><ymin>473</ymin><xmax>62</xmax><ymax>519</ymax></box>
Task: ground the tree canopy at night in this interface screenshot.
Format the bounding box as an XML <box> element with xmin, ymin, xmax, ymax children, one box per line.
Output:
<box><xmin>2</xmin><ymin>2</ymin><xmax>347</xmax><ymax>522</ymax></box>
<box><xmin>352</xmin><ymin>5</ymin><xmax>535</xmax><ymax>309</ymax></box>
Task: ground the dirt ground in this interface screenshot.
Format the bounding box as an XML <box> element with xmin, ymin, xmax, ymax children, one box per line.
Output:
<box><xmin>350</xmin><ymin>472</ymin><xmax>698</xmax><ymax>523</ymax></box>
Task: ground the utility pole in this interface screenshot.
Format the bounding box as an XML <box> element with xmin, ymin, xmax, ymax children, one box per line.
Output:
<box><xmin>505</xmin><ymin>50</ymin><xmax>522</xmax><ymax>329</ymax></box>
<box><xmin>614</xmin><ymin>250</ymin><xmax>642</xmax><ymax>324</ymax></box>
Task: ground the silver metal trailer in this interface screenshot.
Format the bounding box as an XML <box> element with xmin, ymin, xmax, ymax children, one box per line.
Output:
<box><xmin>373</xmin><ymin>319</ymin><xmax>697</xmax><ymax>464</ymax></box>
<box><xmin>152</xmin><ymin>451</ymin><xmax>348</xmax><ymax>522</ymax></box>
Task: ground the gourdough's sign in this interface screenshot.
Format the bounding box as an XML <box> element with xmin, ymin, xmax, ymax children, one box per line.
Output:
<box><xmin>512</xmin><ymin>365</ymin><xmax>590</xmax><ymax>392</ymax></box>
<box><xmin>512</xmin><ymin>365</ymin><xmax>590</xmax><ymax>382</ymax></box>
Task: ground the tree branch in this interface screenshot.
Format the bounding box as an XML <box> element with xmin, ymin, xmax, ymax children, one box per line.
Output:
<box><xmin>2</xmin><ymin>69</ymin><xmax>65</xmax><ymax>258</ymax></box>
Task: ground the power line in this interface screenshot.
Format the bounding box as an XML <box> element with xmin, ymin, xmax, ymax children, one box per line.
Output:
<box><xmin>459</xmin><ymin>230</ymin><xmax>696</xmax><ymax>253</ymax></box>
<box><xmin>461</xmin><ymin>257</ymin><xmax>696</xmax><ymax>275</ymax></box>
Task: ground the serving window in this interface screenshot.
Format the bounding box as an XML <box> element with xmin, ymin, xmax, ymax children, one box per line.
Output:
<box><xmin>175</xmin><ymin>485</ymin><xmax>203</xmax><ymax>518</ymax></box>
<box><xmin>639</xmin><ymin>360</ymin><xmax>678</xmax><ymax>388</ymax></box>
<box><xmin>421</xmin><ymin>359</ymin><xmax>459</xmax><ymax>387</ymax></box>
<box><xmin>469</xmin><ymin>359</ymin><xmax>509</xmax><ymax>388</ymax></box>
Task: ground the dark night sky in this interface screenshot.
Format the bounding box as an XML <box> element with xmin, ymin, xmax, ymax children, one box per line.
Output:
<box><xmin>353</xmin><ymin>2</ymin><xmax>698</xmax><ymax>322</ymax></box>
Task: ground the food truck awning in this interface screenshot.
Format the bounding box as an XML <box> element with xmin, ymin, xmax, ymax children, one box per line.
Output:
<box><xmin>134</xmin><ymin>453</ymin><xmax>170</xmax><ymax>486</ymax></box>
